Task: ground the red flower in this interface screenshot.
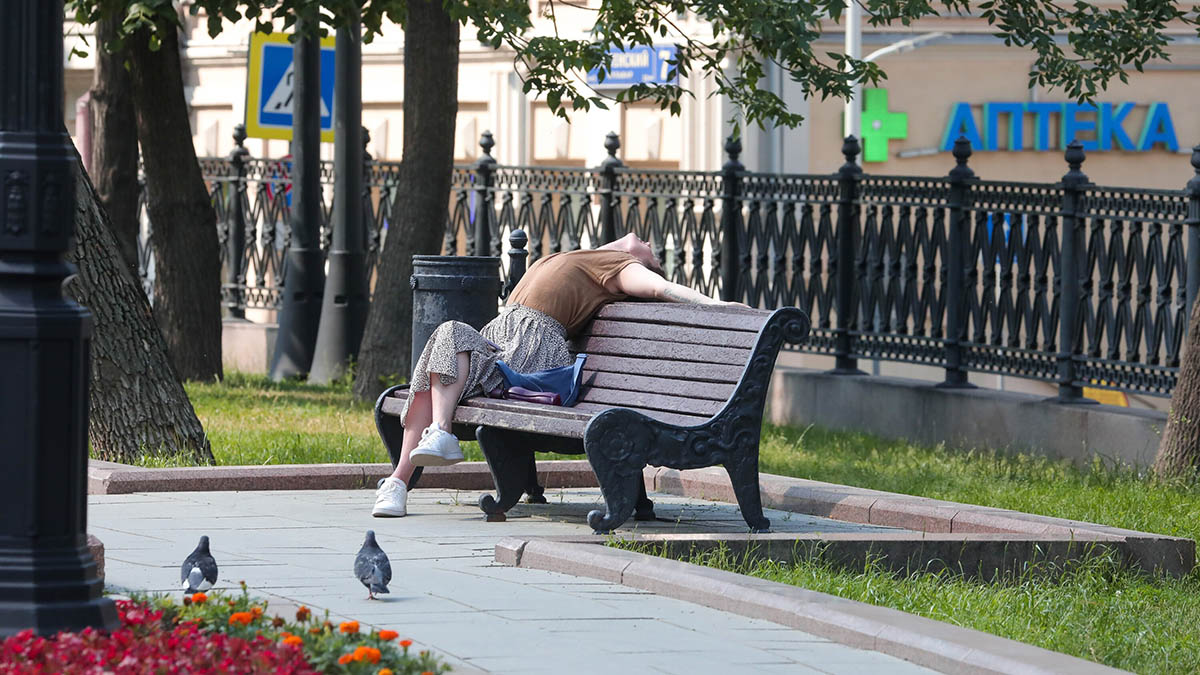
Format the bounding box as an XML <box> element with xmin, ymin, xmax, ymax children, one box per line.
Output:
<box><xmin>377</xmin><ymin>630</ymin><xmax>399</xmax><ymax>641</ymax></box>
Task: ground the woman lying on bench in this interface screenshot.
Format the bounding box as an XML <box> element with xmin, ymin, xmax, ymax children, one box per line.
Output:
<box><xmin>372</xmin><ymin>233</ymin><xmax>746</xmax><ymax>517</ymax></box>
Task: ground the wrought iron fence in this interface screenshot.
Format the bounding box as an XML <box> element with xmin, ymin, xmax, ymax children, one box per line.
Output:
<box><xmin>137</xmin><ymin>130</ymin><xmax>1200</xmax><ymax>399</ymax></box>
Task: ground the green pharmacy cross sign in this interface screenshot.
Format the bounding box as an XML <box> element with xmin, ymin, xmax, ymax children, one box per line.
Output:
<box><xmin>861</xmin><ymin>88</ymin><xmax>908</xmax><ymax>163</ymax></box>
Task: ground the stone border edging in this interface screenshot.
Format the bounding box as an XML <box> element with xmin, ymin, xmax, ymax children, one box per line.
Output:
<box><xmin>86</xmin><ymin>459</ymin><xmax>599</xmax><ymax>495</ymax></box>
<box><xmin>645</xmin><ymin>467</ymin><xmax>1194</xmax><ymax>576</ymax></box>
<box><xmin>495</xmin><ymin>536</ymin><xmax>1124</xmax><ymax>675</ymax></box>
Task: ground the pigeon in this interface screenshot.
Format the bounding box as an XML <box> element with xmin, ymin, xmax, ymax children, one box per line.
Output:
<box><xmin>180</xmin><ymin>535</ymin><xmax>219</xmax><ymax>594</ymax></box>
<box><xmin>354</xmin><ymin>530</ymin><xmax>392</xmax><ymax>600</ymax></box>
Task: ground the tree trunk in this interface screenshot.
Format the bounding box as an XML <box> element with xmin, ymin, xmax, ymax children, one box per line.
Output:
<box><xmin>88</xmin><ymin>12</ymin><xmax>140</xmax><ymax>278</ymax></box>
<box><xmin>66</xmin><ymin>158</ymin><xmax>215</xmax><ymax>465</ymax></box>
<box><xmin>126</xmin><ymin>23</ymin><xmax>223</xmax><ymax>382</ymax></box>
<box><xmin>353</xmin><ymin>0</ymin><xmax>459</xmax><ymax>402</ymax></box>
<box><xmin>1156</xmin><ymin>299</ymin><xmax>1200</xmax><ymax>479</ymax></box>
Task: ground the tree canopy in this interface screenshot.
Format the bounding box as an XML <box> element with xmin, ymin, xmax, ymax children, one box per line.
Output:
<box><xmin>70</xmin><ymin>0</ymin><xmax>1191</xmax><ymax>130</ymax></box>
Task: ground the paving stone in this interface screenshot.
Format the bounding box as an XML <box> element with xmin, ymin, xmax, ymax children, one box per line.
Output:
<box><xmin>91</xmin><ymin>488</ymin><xmax>934</xmax><ymax>674</ymax></box>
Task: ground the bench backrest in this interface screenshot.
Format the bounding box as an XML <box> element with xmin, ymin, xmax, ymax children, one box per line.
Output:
<box><xmin>567</xmin><ymin>302</ymin><xmax>772</xmax><ymax>426</ymax></box>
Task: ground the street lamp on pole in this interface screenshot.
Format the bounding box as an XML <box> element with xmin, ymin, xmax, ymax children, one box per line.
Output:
<box><xmin>842</xmin><ymin>17</ymin><xmax>949</xmax><ymax>155</ymax></box>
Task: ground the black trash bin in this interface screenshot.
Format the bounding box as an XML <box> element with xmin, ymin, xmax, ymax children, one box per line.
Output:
<box><xmin>409</xmin><ymin>255</ymin><xmax>502</xmax><ymax>369</ymax></box>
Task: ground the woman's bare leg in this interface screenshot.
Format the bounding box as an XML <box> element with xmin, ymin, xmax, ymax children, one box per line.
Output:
<box><xmin>388</xmin><ymin>351</ymin><xmax>471</xmax><ymax>484</ymax></box>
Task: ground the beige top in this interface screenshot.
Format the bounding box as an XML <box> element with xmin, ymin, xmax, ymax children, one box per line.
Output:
<box><xmin>508</xmin><ymin>249</ymin><xmax>641</xmax><ymax>337</ymax></box>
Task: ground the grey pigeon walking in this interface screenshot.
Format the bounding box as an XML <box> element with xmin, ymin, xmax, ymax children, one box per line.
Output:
<box><xmin>180</xmin><ymin>535</ymin><xmax>218</xmax><ymax>594</ymax></box>
<box><xmin>354</xmin><ymin>530</ymin><xmax>391</xmax><ymax>600</ymax></box>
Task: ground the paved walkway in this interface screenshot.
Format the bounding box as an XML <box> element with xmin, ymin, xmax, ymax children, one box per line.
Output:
<box><xmin>91</xmin><ymin>487</ymin><xmax>936</xmax><ymax>674</ymax></box>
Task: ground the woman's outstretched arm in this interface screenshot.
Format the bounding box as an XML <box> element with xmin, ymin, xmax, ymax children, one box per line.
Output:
<box><xmin>612</xmin><ymin>263</ymin><xmax>747</xmax><ymax>306</ymax></box>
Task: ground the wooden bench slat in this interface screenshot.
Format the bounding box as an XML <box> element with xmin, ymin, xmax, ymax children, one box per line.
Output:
<box><xmin>573</xmin><ymin>336</ymin><xmax>750</xmax><ymax>366</ymax></box>
<box><xmin>453</xmin><ymin>406</ymin><xmax>588</xmax><ymax>438</ymax></box>
<box><xmin>580</xmin><ymin>354</ymin><xmax>745</xmax><ymax>383</ymax></box>
<box><xmin>581</xmin><ymin>320</ymin><xmax>759</xmax><ymax>349</ymax></box>
<box><xmin>571</xmin><ymin>401</ymin><xmax>711</xmax><ymax>427</ymax></box>
<box><xmin>578</xmin><ymin>386</ymin><xmax>723</xmax><ymax>417</ymax></box>
<box><xmin>382</xmin><ymin>389</ymin><xmax>594</xmax><ymax>424</ymax></box>
<box><xmin>580</xmin><ymin>371</ymin><xmax>736</xmax><ymax>401</ymax></box>
<box><xmin>593</xmin><ymin>302</ymin><xmax>768</xmax><ymax>331</ymax></box>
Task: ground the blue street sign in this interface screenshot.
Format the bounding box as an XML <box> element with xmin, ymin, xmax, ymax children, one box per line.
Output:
<box><xmin>586</xmin><ymin>45</ymin><xmax>679</xmax><ymax>89</ymax></box>
<box><xmin>245</xmin><ymin>31</ymin><xmax>336</xmax><ymax>142</ymax></box>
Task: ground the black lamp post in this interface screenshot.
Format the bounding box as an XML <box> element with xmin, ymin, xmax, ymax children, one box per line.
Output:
<box><xmin>309</xmin><ymin>18</ymin><xmax>367</xmax><ymax>384</ymax></box>
<box><xmin>270</xmin><ymin>23</ymin><xmax>326</xmax><ymax>380</ymax></box>
<box><xmin>0</xmin><ymin>0</ymin><xmax>118</xmax><ymax>635</ymax></box>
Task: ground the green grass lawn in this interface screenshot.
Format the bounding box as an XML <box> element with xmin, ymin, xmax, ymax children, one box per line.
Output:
<box><xmin>135</xmin><ymin>373</ymin><xmax>1200</xmax><ymax>672</ymax></box>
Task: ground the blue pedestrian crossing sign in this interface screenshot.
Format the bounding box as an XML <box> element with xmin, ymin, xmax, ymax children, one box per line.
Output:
<box><xmin>245</xmin><ymin>31</ymin><xmax>336</xmax><ymax>142</ymax></box>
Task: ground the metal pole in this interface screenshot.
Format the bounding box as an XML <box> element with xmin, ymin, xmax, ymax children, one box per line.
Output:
<box><xmin>310</xmin><ymin>19</ymin><xmax>367</xmax><ymax>384</ymax></box>
<box><xmin>843</xmin><ymin>0</ymin><xmax>862</xmax><ymax>144</ymax></box>
<box><xmin>940</xmin><ymin>136</ymin><xmax>976</xmax><ymax>388</ymax></box>
<box><xmin>225</xmin><ymin>124</ymin><xmax>249</xmax><ymax>320</ymax></box>
<box><xmin>270</xmin><ymin>24</ymin><xmax>327</xmax><ymax>380</ymax></box>
<box><xmin>472</xmin><ymin>131</ymin><xmax>497</xmax><ymax>256</ymax></box>
<box><xmin>1055</xmin><ymin>140</ymin><xmax>1094</xmax><ymax>403</ymax></box>
<box><xmin>0</xmin><ymin>0</ymin><xmax>118</xmax><ymax>636</ymax></box>
<box><xmin>720</xmin><ymin>135</ymin><xmax>744</xmax><ymax>302</ymax></box>
<box><xmin>598</xmin><ymin>132</ymin><xmax>622</xmax><ymax>245</ymax></box>
<box><xmin>831</xmin><ymin>136</ymin><xmax>864</xmax><ymax>374</ymax></box>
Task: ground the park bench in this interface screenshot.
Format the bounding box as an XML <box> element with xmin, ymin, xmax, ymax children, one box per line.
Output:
<box><xmin>373</xmin><ymin>301</ymin><xmax>810</xmax><ymax>533</ymax></box>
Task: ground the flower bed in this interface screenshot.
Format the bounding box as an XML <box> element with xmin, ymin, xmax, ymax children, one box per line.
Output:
<box><xmin>1</xmin><ymin>585</ymin><xmax>445</xmax><ymax>674</ymax></box>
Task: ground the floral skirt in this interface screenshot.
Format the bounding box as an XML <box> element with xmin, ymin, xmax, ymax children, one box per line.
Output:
<box><xmin>400</xmin><ymin>304</ymin><xmax>572</xmax><ymax>424</ymax></box>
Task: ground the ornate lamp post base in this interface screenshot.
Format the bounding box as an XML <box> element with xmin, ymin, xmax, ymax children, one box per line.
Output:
<box><xmin>0</xmin><ymin>0</ymin><xmax>117</xmax><ymax>636</ymax></box>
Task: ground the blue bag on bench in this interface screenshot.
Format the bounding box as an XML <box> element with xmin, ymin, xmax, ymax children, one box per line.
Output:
<box><xmin>493</xmin><ymin>353</ymin><xmax>587</xmax><ymax>407</ymax></box>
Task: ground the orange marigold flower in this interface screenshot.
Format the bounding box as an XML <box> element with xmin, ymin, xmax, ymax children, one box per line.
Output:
<box><xmin>228</xmin><ymin>600</ymin><xmax>238</xmax><ymax>607</ymax></box>
<box><xmin>421</xmin><ymin>671</ymin><xmax>434</xmax><ymax>675</ymax></box>
<box><xmin>296</xmin><ymin>606</ymin><xmax>312</xmax><ymax>622</ymax></box>
<box><xmin>309</xmin><ymin>626</ymin><xmax>322</xmax><ymax>635</ymax></box>
<box><xmin>282</xmin><ymin>635</ymin><xmax>303</xmax><ymax>647</ymax></box>
<box><xmin>338</xmin><ymin>620</ymin><xmax>359</xmax><ymax>634</ymax></box>
<box><xmin>250</xmin><ymin>606</ymin><xmax>263</xmax><ymax>618</ymax></box>
<box><xmin>377</xmin><ymin>630</ymin><xmax>399</xmax><ymax>641</ymax></box>
<box><xmin>399</xmin><ymin>639</ymin><xmax>413</xmax><ymax>648</ymax></box>
<box><xmin>191</xmin><ymin>592</ymin><xmax>208</xmax><ymax>605</ymax></box>
<box><xmin>228</xmin><ymin>612</ymin><xmax>254</xmax><ymax>626</ymax></box>
<box><xmin>378</xmin><ymin>670</ymin><xmax>394</xmax><ymax>675</ymax></box>
<box><xmin>352</xmin><ymin>646</ymin><xmax>381</xmax><ymax>664</ymax></box>
<box><xmin>338</xmin><ymin>654</ymin><xmax>353</xmax><ymax>665</ymax></box>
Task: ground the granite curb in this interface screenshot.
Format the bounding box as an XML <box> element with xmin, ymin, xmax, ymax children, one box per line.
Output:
<box><xmin>495</xmin><ymin>536</ymin><xmax>1124</xmax><ymax>675</ymax></box>
<box><xmin>644</xmin><ymin>467</ymin><xmax>1195</xmax><ymax>576</ymax></box>
<box><xmin>86</xmin><ymin>459</ymin><xmax>599</xmax><ymax>495</ymax></box>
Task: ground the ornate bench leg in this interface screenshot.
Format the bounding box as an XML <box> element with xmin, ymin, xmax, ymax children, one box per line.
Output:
<box><xmin>477</xmin><ymin>426</ymin><xmax>529</xmax><ymax>522</ymax></box>
<box><xmin>724</xmin><ymin>452</ymin><xmax>771</xmax><ymax>533</ymax></box>
<box><xmin>634</xmin><ymin>480</ymin><xmax>655</xmax><ymax>521</ymax></box>
<box><xmin>585</xmin><ymin>410</ymin><xmax>652</xmax><ymax>534</ymax></box>
<box><xmin>524</xmin><ymin>455</ymin><xmax>547</xmax><ymax>504</ymax></box>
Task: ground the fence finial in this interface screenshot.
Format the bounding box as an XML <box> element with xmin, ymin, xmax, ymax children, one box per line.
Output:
<box><xmin>478</xmin><ymin>130</ymin><xmax>497</xmax><ymax>165</ymax></box>
<box><xmin>1062</xmin><ymin>139</ymin><xmax>1089</xmax><ymax>187</ymax></box>
<box><xmin>949</xmin><ymin>136</ymin><xmax>975</xmax><ymax>181</ymax></box>
<box><xmin>839</xmin><ymin>136</ymin><xmax>862</xmax><ymax>177</ymax></box>
<box><xmin>362</xmin><ymin>126</ymin><xmax>372</xmax><ymax>158</ymax></box>
<box><xmin>229</xmin><ymin>124</ymin><xmax>249</xmax><ymax>162</ymax></box>
<box><xmin>604</xmin><ymin>131</ymin><xmax>621</xmax><ymax>161</ymax></box>
<box><xmin>724</xmin><ymin>134</ymin><xmax>743</xmax><ymax>170</ymax></box>
<box><xmin>1188</xmin><ymin>144</ymin><xmax>1200</xmax><ymax>195</ymax></box>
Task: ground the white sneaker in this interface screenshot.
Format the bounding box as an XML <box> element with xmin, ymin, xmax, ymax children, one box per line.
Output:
<box><xmin>372</xmin><ymin>477</ymin><xmax>408</xmax><ymax>517</ymax></box>
<box><xmin>409</xmin><ymin>424</ymin><xmax>465</xmax><ymax>467</ymax></box>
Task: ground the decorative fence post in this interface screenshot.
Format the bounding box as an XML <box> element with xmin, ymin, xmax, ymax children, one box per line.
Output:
<box><xmin>720</xmin><ymin>135</ymin><xmax>744</xmax><ymax>302</ymax></box>
<box><xmin>225</xmin><ymin>124</ymin><xmax>250</xmax><ymax>319</ymax></box>
<box><xmin>504</xmin><ymin>229</ymin><xmax>529</xmax><ymax>298</ymax></box>
<box><xmin>1056</xmin><ymin>140</ymin><xmax>1094</xmax><ymax>403</ymax></box>
<box><xmin>361</xmin><ymin>126</ymin><xmax>373</xmax><ymax>255</ymax></box>
<box><xmin>472</xmin><ymin>131</ymin><xmax>497</xmax><ymax>256</ymax></box>
<box><xmin>941</xmin><ymin>137</ymin><xmax>976</xmax><ymax>387</ymax></box>
<box><xmin>1186</xmin><ymin>145</ymin><xmax>1200</xmax><ymax>321</ymax></box>
<box><xmin>831</xmin><ymin>136</ymin><xmax>863</xmax><ymax>374</ymax></box>
<box><xmin>598</xmin><ymin>132</ymin><xmax>622</xmax><ymax>245</ymax></box>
